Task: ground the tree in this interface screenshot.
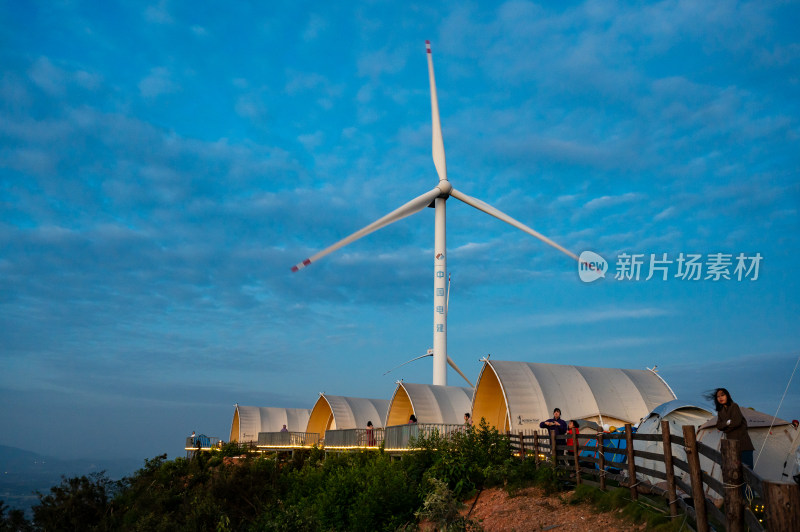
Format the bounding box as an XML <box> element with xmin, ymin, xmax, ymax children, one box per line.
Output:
<box><xmin>0</xmin><ymin>501</ymin><xmax>33</xmax><ymax>532</ymax></box>
<box><xmin>32</xmin><ymin>472</ymin><xmax>120</xmax><ymax>531</ymax></box>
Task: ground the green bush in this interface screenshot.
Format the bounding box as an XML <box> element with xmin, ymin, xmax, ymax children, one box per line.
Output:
<box><xmin>16</xmin><ymin>427</ymin><xmax>687</xmax><ymax>531</ymax></box>
<box><xmin>415</xmin><ymin>478</ymin><xmax>481</xmax><ymax>531</ymax></box>
<box><xmin>413</xmin><ymin>420</ymin><xmax>514</xmax><ymax>497</ymax></box>
<box><xmin>32</xmin><ymin>472</ymin><xmax>121</xmax><ymax>532</ymax></box>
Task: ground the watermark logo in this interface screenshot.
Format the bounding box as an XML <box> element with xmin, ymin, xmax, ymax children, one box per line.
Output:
<box><xmin>578</xmin><ymin>251</ymin><xmax>607</xmax><ymax>283</ymax></box>
<box><xmin>578</xmin><ymin>252</ymin><xmax>762</xmax><ymax>283</ymax></box>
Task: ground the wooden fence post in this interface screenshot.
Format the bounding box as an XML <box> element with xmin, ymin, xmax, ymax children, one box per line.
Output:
<box><xmin>625</xmin><ymin>423</ymin><xmax>638</xmax><ymax>500</ymax></box>
<box><xmin>550</xmin><ymin>430</ymin><xmax>558</xmax><ymax>466</ymax></box>
<box><xmin>720</xmin><ymin>438</ymin><xmax>744</xmax><ymax>532</ymax></box>
<box><xmin>660</xmin><ymin>420</ymin><xmax>678</xmax><ymax>517</ymax></box>
<box><xmin>572</xmin><ymin>434</ymin><xmax>581</xmax><ymax>484</ymax></box>
<box><xmin>599</xmin><ymin>431</ymin><xmax>606</xmax><ymax>491</ymax></box>
<box><xmin>533</xmin><ymin>432</ymin><xmax>540</xmax><ymax>466</ymax></box>
<box><xmin>683</xmin><ymin>425</ymin><xmax>709</xmax><ymax>532</ymax></box>
<box><xmin>519</xmin><ymin>431</ymin><xmax>526</xmax><ymax>460</ymax></box>
<box><xmin>763</xmin><ymin>481</ymin><xmax>800</xmax><ymax>531</ymax></box>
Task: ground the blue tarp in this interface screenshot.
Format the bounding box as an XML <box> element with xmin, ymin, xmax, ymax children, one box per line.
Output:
<box><xmin>578</xmin><ymin>428</ymin><xmax>632</xmax><ymax>471</ymax></box>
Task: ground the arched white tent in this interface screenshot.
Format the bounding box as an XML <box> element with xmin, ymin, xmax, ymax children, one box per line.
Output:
<box><xmin>229</xmin><ymin>405</ymin><xmax>311</xmax><ymax>443</ymax></box>
<box><xmin>633</xmin><ymin>400</ymin><xmax>713</xmax><ymax>487</ymax></box>
<box><xmin>697</xmin><ymin>409</ymin><xmax>800</xmax><ymax>500</ymax></box>
<box><xmin>306</xmin><ymin>394</ymin><xmax>390</xmax><ymax>438</ymax></box>
<box><xmin>385</xmin><ymin>382</ymin><xmax>473</xmax><ymax>426</ymax></box>
<box><xmin>471</xmin><ymin>360</ymin><xmax>676</xmax><ymax>432</ymax></box>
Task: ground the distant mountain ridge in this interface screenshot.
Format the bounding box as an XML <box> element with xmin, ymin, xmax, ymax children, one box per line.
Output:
<box><xmin>0</xmin><ymin>444</ymin><xmax>143</xmax><ymax>513</ymax></box>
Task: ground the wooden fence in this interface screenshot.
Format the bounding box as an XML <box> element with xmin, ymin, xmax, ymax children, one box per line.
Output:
<box><xmin>509</xmin><ymin>421</ymin><xmax>800</xmax><ymax>532</ymax></box>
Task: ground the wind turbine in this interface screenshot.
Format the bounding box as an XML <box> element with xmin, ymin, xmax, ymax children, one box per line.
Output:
<box><xmin>292</xmin><ymin>41</ymin><xmax>581</xmax><ymax>386</ymax></box>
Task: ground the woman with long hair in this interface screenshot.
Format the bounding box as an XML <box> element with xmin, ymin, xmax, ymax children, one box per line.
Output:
<box><xmin>706</xmin><ymin>387</ymin><xmax>754</xmax><ymax>469</ymax></box>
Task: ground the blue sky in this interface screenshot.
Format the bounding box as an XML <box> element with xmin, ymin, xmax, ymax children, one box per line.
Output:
<box><xmin>1</xmin><ymin>1</ymin><xmax>798</xmax><ymax>461</ymax></box>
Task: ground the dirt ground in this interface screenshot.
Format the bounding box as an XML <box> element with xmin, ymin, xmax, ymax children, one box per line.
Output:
<box><xmin>460</xmin><ymin>486</ymin><xmax>645</xmax><ymax>531</ymax></box>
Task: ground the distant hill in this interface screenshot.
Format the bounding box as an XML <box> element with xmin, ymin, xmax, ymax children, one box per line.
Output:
<box><xmin>0</xmin><ymin>444</ymin><xmax>142</xmax><ymax>513</ymax></box>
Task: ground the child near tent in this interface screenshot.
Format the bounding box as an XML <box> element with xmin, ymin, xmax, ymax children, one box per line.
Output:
<box><xmin>566</xmin><ymin>420</ymin><xmax>580</xmax><ymax>453</ymax></box>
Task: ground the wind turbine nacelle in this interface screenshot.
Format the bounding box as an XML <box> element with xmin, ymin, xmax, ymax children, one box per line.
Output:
<box><xmin>426</xmin><ymin>181</ymin><xmax>453</xmax><ymax>208</ymax></box>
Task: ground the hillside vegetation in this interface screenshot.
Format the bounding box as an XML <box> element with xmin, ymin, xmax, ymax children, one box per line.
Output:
<box><xmin>0</xmin><ymin>423</ymin><xmax>680</xmax><ymax>531</ymax></box>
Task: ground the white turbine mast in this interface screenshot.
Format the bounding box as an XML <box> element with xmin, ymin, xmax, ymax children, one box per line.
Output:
<box><xmin>292</xmin><ymin>41</ymin><xmax>580</xmax><ymax>386</ymax></box>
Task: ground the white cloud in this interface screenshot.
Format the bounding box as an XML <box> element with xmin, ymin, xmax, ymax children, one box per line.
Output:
<box><xmin>583</xmin><ymin>192</ymin><xmax>643</xmax><ymax>211</ymax></box>
<box><xmin>73</xmin><ymin>70</ymin><xmax>102</xmax><ymax>90</ymax></box>
<box><xmin>356</xmin><ymin>47</ymin><xmax>409</xmax><ymax>78</ymax></box>
<box><xmin>138</xmin><ymin>67</ymin><xmax>179</xmax><ymax>98</ymax></box>
<box><xmin>144</xmin><ymin>2</ymin><xmax>172</xmax><ymax>24</ymax></box>
<box><xmin>298</xmin><ymin>131</ymin><xmax>325</xmax><ymax>151</ymax></box>
<box><xmin>235</xmin><ymin>93</ymin><xmax>267</xmax><ymax>121</ymax></box>
<box><xmin>536</xmin><ymin>335</ymin><xmax>660</xmax><ymax>354</ymax></box>
<box><xmin>28</xmin><ymin>57</ymin><xmax>65</xmax><ymax>96</ymax></box>
<box><xmin>3</xmin><ymin>147</ymin><xmax>57</xmax><ymax>176</ymax></box>
<box><xmin>285</xmin><ymin>70</ymin><xmax>328</xmax><ymax>95</ymax></box>
<box><xmin>525</xmin><ymin>306</ymin><xmax>671</xmax><ymax>329</ymax></box>
<box><xmin>302</xmin><ymin>14</ymin><xmax>328</xmax><ymax>42</ymax></box>
<box><xmin>654</xmin><ymin>206</ymin><xmax>676</xmax><ymax>221</ymax></box>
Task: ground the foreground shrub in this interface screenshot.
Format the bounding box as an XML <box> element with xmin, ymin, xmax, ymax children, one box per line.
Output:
<box><xmin>33</xmin><ymin>472</ymin><xmax>121</xmax><ymax>531</ymax></box>
<box><xmin>413</xmin><ymin>419</ymin><xmax>514</xmax><ymax>497</ymax></box>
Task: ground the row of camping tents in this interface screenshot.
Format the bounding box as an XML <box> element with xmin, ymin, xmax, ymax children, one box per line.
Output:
<box><xmin>229</xmin><ymin>359</ymin><xmax>677</xmax><ymax>443</ymax></box>
<box><xmin>223</xmin><ymin>359</ymin><xmax>800</xmax><ymax>496</ymax></box>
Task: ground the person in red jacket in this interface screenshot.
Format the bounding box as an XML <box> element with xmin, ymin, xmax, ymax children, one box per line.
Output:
<box><xmin>566</xmin><ymin>420</ymin><xmax>580</xmax><ymax>451</ymax></box>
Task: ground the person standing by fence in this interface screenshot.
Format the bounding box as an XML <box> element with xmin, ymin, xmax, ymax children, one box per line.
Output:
<box><xmin>540</xmin><ymin>408</ymin><xmax>567</xmax><ymax>434</ymax></box>
<box><xmin>540</xmin><ymin>408</ymin><xmax>568</xmax><ymax>454</ymax></box>
<box><xmin>366</xmin><ymin>421</ymin><xmax>375</xmax><ymax>446</ymax></box>
<box><xmin>708</xmin><ymin>387</ymin><xmax>754</xmax><ymax>469</ymax></box>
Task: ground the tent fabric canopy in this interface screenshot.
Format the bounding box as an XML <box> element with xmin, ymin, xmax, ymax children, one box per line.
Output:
<box><xmin>385</xmin><ymin>382</ymin><xmax>473</xmax><ymax>426</ymax></box>
<box><xmin>696</xmin><ymin>408</ymin><xmax>800</xmax><ymax>499</ymax></box>
<box><xmin>471</xmin><ymin>360</ymin><xmax>677</xmax><ymax>432</ymax></box>
<box><xmin>699</xmin><ymin>409</ymin><xmax>790</xmax><ymax>430</ymax></box>
<box><xmin>229</xmin><ymin>405</ymin><xmax>311</xmax><ymax>443</ymax></box>
<box><xmin>306</xmin><ymin>394</ymin><xmax>390</xmax><ymax>436</ymax></box>
<box><xmin>642</xmin><ymin>399</ymin><xmax>712</xmax><ymax>423</ymax></box>
<box><xmin>633</xmin><ymin>401</ymin><xmax>713</xmax><ymax>487</ymax></box>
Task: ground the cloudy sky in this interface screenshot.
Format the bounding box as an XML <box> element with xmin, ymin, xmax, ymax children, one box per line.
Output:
<box><xmin>1</xmin><ymin>1</ymin><xmax>798</xmax><ymax>461</ymax></box>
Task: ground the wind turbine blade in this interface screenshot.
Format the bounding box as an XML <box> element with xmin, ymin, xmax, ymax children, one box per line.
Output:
<box><xmin>292</xmin><ymin>187</ymin><xmax>442</xmax><ymax>272</ymax></box>
<box><xmin>447</xmin><ymin>356</ymin><xmax>473</xmax><ymax>388</ymax></box>
<box><xmin>450</xmin><ymin>188</ymin><xmax>580</xmax><ymax>262</ymax></box>
<box><xmin>426</xmin><ymin>41</ymin><xmax>447</xmax><ymax>182</ymax></box>
<box><xmin>383</xmin><ymin>353</ymin><xmax>432</xmax><ymax>376</ymax></box>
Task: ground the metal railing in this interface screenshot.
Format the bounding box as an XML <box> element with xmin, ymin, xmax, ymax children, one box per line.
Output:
<box><xmin>384</xmin><ymin>423</ymin><xmax>467</xmax><ymax>451</ymax></box>
<box><xmin>323</xmin><ymin>428</ymin><xmax>385</xmax><ymax>448</ymax></box>
<box><xmin>185</xmin><ymin>435</ymin><xmax>222</xmax><ymax>449</ymax></box>
<box><xmin>257</xmin><ymin>431</ymin><xmax>320</xmax><ymax>448</ymax></box>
